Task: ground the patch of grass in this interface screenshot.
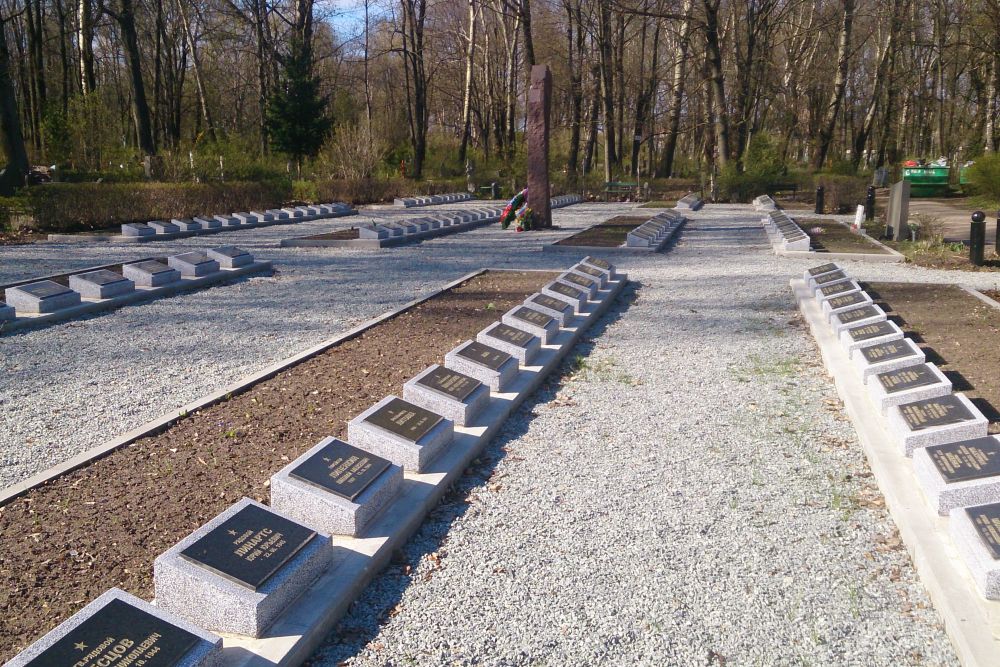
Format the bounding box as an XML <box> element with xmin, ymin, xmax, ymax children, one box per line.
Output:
<box><xmin>572</xmin><ymin>356</ymin><xmax>637</xmax><ymax>385</ymax></box>
<box><xmin>731</xmin><ymin>354</ymin><xmax>802</xmax><ymax>382</ymax></box>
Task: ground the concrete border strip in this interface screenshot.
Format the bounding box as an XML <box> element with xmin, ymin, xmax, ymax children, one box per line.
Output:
<box><xmin>959</xmin><ymin>284</ymin><xmax>1000</xmax><ymax>311</ymax></box>
<box><xmin>775</xmin><ymin>219</ymin><xmax>904</xmax><ymax>263</ymax></box>
<box><xmin>793</xmin><ymin>277</ymin><xmax>1000</xmax><ymax>667</ymax></box>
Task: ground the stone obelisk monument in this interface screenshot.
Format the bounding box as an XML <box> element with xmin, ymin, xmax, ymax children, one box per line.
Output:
<box><xmin>526</xmin><ymin>64</ymin><xmax>552</xmax><ymax>228</ymax></box>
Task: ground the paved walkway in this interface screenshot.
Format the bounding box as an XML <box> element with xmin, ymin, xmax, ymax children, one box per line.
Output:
<box><xmin>309</xmin><ymin>206</ymin><xmax>974</xmax><ymax>665</ymax></box>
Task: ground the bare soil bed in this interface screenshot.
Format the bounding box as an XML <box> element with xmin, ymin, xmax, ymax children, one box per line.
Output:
<box><xmin>0</xmin><ymin>269</ymin><xmax>556</xmax><ymax>660</ymax></box>
<box><xmin>554</xmin><ymin>215</ymin><xmax>647</xmax><ymax>247</ymax></box>
<box><xmin>796</xmin><ymin>218</ymin><xmax>890</xmax><ymax>254</ymax></box>
<box><xmin>301</xmin><ymin>227</ymin><xmax>364</xmax><ymax>241</ymax></box>
<box><xmin>864</xmin><ymin>282</ymin><xmax>1000</xmax><ymax>433</ymax></box>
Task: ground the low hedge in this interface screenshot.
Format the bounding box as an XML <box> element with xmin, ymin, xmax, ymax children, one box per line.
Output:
<box><xmin>24</xmin><ymin>181</ymin><xmax>292</xmax><ymax>232</ymax></box>
<box><xmin>311</xmin><ymin>177</ymin><xmax>468</xmax><ymax>205</ymax></box>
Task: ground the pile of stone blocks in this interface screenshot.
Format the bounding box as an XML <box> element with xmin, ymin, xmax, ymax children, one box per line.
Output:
<box><xmin>763</xmin><ymin>210</ymin><xmax>810</xmax><ymax>252</ymax></box>
<box><xmin>625</xmin><ymin>210</ymin><xmax>686</xmax><ymax>249</ymax></box>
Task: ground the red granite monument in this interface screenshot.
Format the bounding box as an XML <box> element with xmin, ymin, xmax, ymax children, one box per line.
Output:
<box><xmin>527</xmin><ymin>64</ymin><xmax>553</xmax><ymax>228</ymax></box>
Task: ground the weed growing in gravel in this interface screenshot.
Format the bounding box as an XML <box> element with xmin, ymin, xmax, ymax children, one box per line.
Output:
<box><xmin>570</xmin><ymin>356</ymin><xmax>636</xmax><ymax>385</ymax></box>
<box><xmin>730</xmin><ymin>354</ymin><xmax>801</xmax><ymax>383</ymax></box>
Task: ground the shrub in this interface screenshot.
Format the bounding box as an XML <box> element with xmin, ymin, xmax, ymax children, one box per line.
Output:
<box><xmin>965</xmin><ymin>154</ymin><xmax>1000</xmax><ymax>201</ymax></box>
<box><xmin>813</xmin><ymin>173</ymin><xmax>867</xmax><ymax>213</ymax></box>
<box><xmin>719</xmin><ymin>166</ymin><xmax>790</xmax><ymax>203</ymax></box>
<box><xmin>312</xmin><ymin>177</ymin><xmax>467</xmax><ymax>205</ymax></box>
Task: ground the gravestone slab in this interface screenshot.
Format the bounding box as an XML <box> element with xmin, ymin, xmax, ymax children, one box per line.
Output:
<box><xmin>4</xmin><ymin>588</ymin><xmax>222</xmax><ymax>667</ymax></box>
<box><xmin>69</xmin><ymin>269</ymin><xmax>135</xmax><ymax>300</ymax></box>
<box><xmin>123</xmin><ymin>260</ymin><xmax>181</xmax><ymax>288</ymax></box>
<box><xmin>583</xmin><ymin>256</ymin><xmax>617</xmax><ymax>280</ymax></box>
<box><xmin>838</xmin><ymin>319</ymin><xmax>904</xmax><ymax>355</ymax></box>
<box><xmin>192</xmin><ymin>216</ymin><xmax>222</xmax><ymax>230</ymax></box>
<box><xmin>476</xmin><ymin>321</ymin><xmax>541</xmax><ymax>365</ymax></box>
<box><xmin>444</xmin><ymin>340</ymin><xmax>519</xmax><ymax>392</ymax></box>
<box><xmin>153</xmin><ymin>498</ymin><xmax>332</xmax><ymax>637</ymax></box>
<box><xmin>822</xmin><ymin>291</ymin><xmax>874</xmax><ymax>321</ymax></box>
<box><xmin>559</xmin><ymin>271</ymin><xmax>599</xmax><ymax>299</ymax></box>
<box><xmin>4</xmin><ymin>280</ymin><xmax>81</xmax><ymax>314</ymax></box>
<box><xmin>122</xmin><ymin>222</ymin><xmax>155</xmax><ymax>237</ymax></box>
<box><xmin>816</xmin><ymin>280</ymin><xmax>862</xmax><ymax>301</ymax></box>
<box><xmin>886</xmin><ymin>393</ymin><xmax>989</xmax><ymax>456</ymax></box>
<box><xmin>251</xmin><ymin>211</ymin><xmax>275</xmax><ymax>223</ymax></box>
<box><xmin>526</xmin><ymin>64</ymin><xmax>553</xmax><ymax>227</ymax></box>
<box><xmin>571</xmin><ymin>263</ymin><xmax>608</xmax><ymax>288</ymax></box>
<box><xmin>851</xmin><ymin>336</ymin><xmax>925</xmax><ymax>381</ymax></box>
<box><xmin>358</xmin><ymin>225</ymin><xmax>388</xmax><ymax>240</ymax></box>
<box><xmin>866</xmin><ymin>362</ymin><xmax>952</xmax><ymax>413</ymax></box>
<box><xmin>403</xmin><ymin>364</ymin><xmax>491</xmax><ymax>426</ymax></box>
<box><xmin>346</xmin><ymin>396</ymin><xmax>454</xmax><ymax>472</ymax></box>
<box><xmin>886</xmin><ymin>180</ymin><xmax>911</xmax><ymax>240</ymax></box>
<box><xmin>914</xmin><ymin>436</ymin><xmax>1000</xmax><ymax>515</ymax></box>
<box><xmin>171</xmin><ymin>219</ymin><xmax>203</xmax><ymax>232</ymax></box>
<box><xmin>233</xmin><ymin>212</ymin><xmax>258</xmax><ymax>225</ymax></box>
<box><xmin>808</xmin><ymin>270</ymin><xmax>851</xmax><ymax>294</ymax></box>
<box><xmin>829</xmin><ymin>303</ymin><xmax>886</xmax><ymax>335</ymax></box>
<box><xmin>207</xmin><ymin>246</ymin><xmax>253</xmax><ymax>269</ymax></box>
<box><xmin>950</xmin><ymin>501</ymin><xmax>1000</xmax><ymax>599</ymax></box>
<box><xmin>149</xmin><ymin>220</ymin><xmax>180</xmax><ymax>235</ymax></box>
<box><xmin>542</xmin><ymin>281</ymin><xmax>587</xmax><ymax>312</ymax></box>
<box><xmin>282</xmin><ymin>208</ymin><xmax>304</xmax><ymax>218</ymax></box>
<box><xmin>168</xmin><ymin>252</ymin><xmax>220</xmax><ymax>278</ymax></box>
<box><xmin>525</xmin><ymin>293</ymin><xmax>574</xmax><ymax>327</ymax></box>
<box><xmin>214</xmin><ymin>215</ymin><xmax>241</xmax><ymax>228</ymax></box>
<box><xmin>270</xmin><ymin>436</ymin><xmax>403</xmax><ymax>537</ymax></box>
<box><xmin>501</xmin><ymin>305</ymin><xmax>560</xmax><ymax>345</ymax></box>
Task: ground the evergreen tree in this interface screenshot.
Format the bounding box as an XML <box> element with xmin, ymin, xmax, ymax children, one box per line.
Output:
<box><xmin>265</xmin><ymin>38</ymin><xmax>332</xmax><ymax>173</ymax></box>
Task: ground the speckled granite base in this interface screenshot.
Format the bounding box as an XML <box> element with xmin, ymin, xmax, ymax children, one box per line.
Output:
<box><xmin>5</xmin><ymin>588</ymin><xmax>222</xmax><ymax>667</ymax></box>
<box><xmin>568</xmin><ymin>266</ymin><xmax>608</xmax><ymax>289</ymax></box>
<box><xmin>886</xmin><ymin>393</ymin><xmax>989</xmax><ymax>456</ymax></box>
<box><xmin>270</xmin><ymin>437</ymin><xmax>403</xmax><ymax>537</ymax></box>
<box><xmin>950</xmin><ymin>504</ymin><xmax>1000</xmax><ymax>599</ymax></box>
<box><xmin>444</xmin><ymin>341</ymin><xmax>519</xmax><ymax>392</ymax></box>
<box><xmin>838</xmin><ymin>320</ymin><xmax>905</xmax><ymax>355</ymax></box>
<box><xmin>346</xmin><ymin>395</ymin><xmax>454</xmax><ymax>472</ymax></box>
<box><xmin>500</xmin><ymin>308</ymin><xmax>560</xmax><ymax>346</ymax></box>
<box><xmin>153</xmin><ymin>498</ymin><xmax>333</xmax><ymax>638</ymax></box>
<box><xmin>476</xmin><ymin>322</ymin><xmax>541</xmax><ymax>365</ymax></box>
<box><xmin>68</xmin><ymin>273</ymin><xmax>135</xmax><ymax>300</ymax></box>
<box><xmin>850</xmin><ymin>337</ymin><xmax>925</xmax><ymax>381</ymax></box>
<box><xmin>914</xmin><ymin>438</ymin><xmax>1000</xmax><ymax>515</ymax></box>
<box><xmin>866</xmin><ymin>363</ymin><xmax>952</xmax><ymax>414</ymax></box>
<box><xmin>830</xmin><ymin>304</ymin><xmax>887</xmax><ymax>335</ymax></box>
<box><xmin>402</xmin><ymin>365</ymin><xmax>491</xmax><ymax>426</ymax></box>
<box><xmin>541</xmin><ymin>283</ymin><xmax>587</xmax><ymax>312</ymax></box>
<box><xmin>556</xmin><ymin>272</ymin><xmax>598</xmax><ymax>299</ymax></box>
<box><xmin>524</xmin><ymin>294</ymin><xmax>574</xmax><ymax>327</ymax></box>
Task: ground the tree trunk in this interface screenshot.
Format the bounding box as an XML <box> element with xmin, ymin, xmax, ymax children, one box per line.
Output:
<box><xmin>985</xmin><ymin>36</ymin><xmax>999</xmax><ymax>153</ymax></box>
<box><xmin>176</xmin><ymin>0</ymin><xmax>217</xmax><ymax>143</ymax></box>
<box><xmin>852</xmin><ymin>0</ymin><xmax>900</xmax><ymax>170</ymax></box>
<box><xmin>115</xmin><ymin>0</ymin><xmax>157</xmax><ymax>157</ymax></box>
<box><xmin>401</xmin><ymin>0</ymin><xmax>428</xmax><ymax>179</ymax></box>
<box><xmin>812</xmin><ymin>0</ymin><xmax>855</xmax><ymax>170</ymax></box>
<box><xmin>659</xmin><ymin>0</ymin><xmax>693</xmax><ymax>177</ymax></box>
<box><xmin>564</xmin><ymin>0</ymin><xmax>583</xmax><ymax>177</ymax></box>
<box><xmin>703</xmin><ymin>0</ymin><xmax>731</xmax><ymax>166</ymax></box>
<box><xmin>0</xmin><ymin>16</ymin><xmax>29</xmax><ymax>188</ymax></box>
<box><xmin>77</xmin><ymin>0</ymin><xmax>96</xmax><ymax>94</ymax></box>
<box><xmin>597</xmin><ymin>0</ymin><xmax>616</xmax><ymax>175</ymax></box>
<box><xmin>458</xmin><ymin>0</ymin><xmax>478</xmax><ymax>164</ymax></box>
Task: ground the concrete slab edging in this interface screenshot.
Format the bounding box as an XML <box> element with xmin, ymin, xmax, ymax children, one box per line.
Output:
<box><xmin>960</xmin><ymin>285</ymin><xmax>1000</xmax><ymax>311</ymax></box>
<box><xmin>792</xmin><ymin>277</ymin><xmax>1000</xmax><ymax>667</ymax></box>
<box><xmin>775</xmin><ymin>220</ymin><xmax>904</xmax><ymax>263</ymax></box>
<box><xmin>542</xmin><ymin>220</ymin><xmax>686</xmax><ymax>255</ymax></box>
<box><xmin>280</xmin><ymin>216</ymin><xmax>499</xmax><ymax>249</ymax></box>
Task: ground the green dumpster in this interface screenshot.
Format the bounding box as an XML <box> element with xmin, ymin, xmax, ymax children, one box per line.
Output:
<box><xmin>902</xmin><ymin>166</ymin><xmax>951</xmax><ymax>197</ymax></box>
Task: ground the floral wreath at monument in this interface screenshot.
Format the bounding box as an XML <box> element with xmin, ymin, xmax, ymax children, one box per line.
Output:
<box><xmin>499</xmin><ymin>188</ymin><xmax>534</xmax><ymax>232</ymax></box>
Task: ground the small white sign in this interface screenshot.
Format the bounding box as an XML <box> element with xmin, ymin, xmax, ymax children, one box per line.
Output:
<box><xmin>853</xmin><ymin>205</ymin><xmax>865</xmax><ymax>230</ymax></box>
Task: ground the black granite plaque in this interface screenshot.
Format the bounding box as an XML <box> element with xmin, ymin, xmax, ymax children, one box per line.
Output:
<box><xmin>827</xmin><ymin>292</ymin><xmax>868</xmax><ymax>310</ymax></box>
<box><xmin>899</xmin><ymin>395</ymin><xmax>975</xmax><ymax>432</ymax></box>
<box><xmin>179</xmin><ymin>504</ymin><xmax>316</xmax><ymax>591</ymax></box>
<box><xmin>930</xmin><ymin>438</ymin><xmax>1000</xmax><ymax>484</ymax></box>
<box><xmin>549</xmin><ymin>282</ymin><xmax>585</xmax><ymax>300</ymax></box>
<box><xmin>212</xmin><ymin>246</ymin><xmax>247</xmax><ymax>258</ymax></box>
<box><xmin>24</xmin><ymin>598</ymin><xmax>200</xmax><ymax>667</ymax></box>
<box><xmin>813</xmin><ymin>270</ymin><xmax>847</xmax><ymax>285</ymax></box>
<box><xmin>575</xmin><ymin>264</ymin><xmax>604</xmax><ymax>279</ymax></box>
<box><xmin>365</xmin><ymin>397</ymin><xmax>444</xmax><ymax>441</ymax></box>
<box><xmin>513</xmin><ymin>307</ymin><xmax>554</xmax><ymax>328</ymax></box>
<box><xmin>585</xmin><ymin>257</ymin><xmax>611</xmax><ymax>270</ymax></box>
<box><xmin>807</xmin><ymin>263</ymin><xmax>839</xmax><ymax>276</ymax></box>
<box><xmin>966</xmin><ymin>504</ymin><xmax>1000</xmax><ymax>559</ymax></box>
<box><xmin>835</xmin><ymin>304</ymin><xmax>879</xmax><ymax>324</ymax></box>
<box><xmin>819</xmin><ymin>281</ymin><xmax>855</xmax><ymax>297</ymax></box>
<box><xmin>290</xmin><ymin>438</ymin><xmax>391</xmax><ymax>501</ymax></box>
<box><xmin>847</xmin><ymin>321</ymin><xmax>895</xmax><ymax>342</ymax></box>
<box><xmin>563</xmin><ymin>273</ymin><xmax>596</xmax><ymax>289</ymax></box>
<box><xmin>530</xmin><ymin>294</ymin><xmax>571</xmax><ymax>313</ymax></box>
<box><xmin>861</xmin><ymin>340</ymin><xmax>917</xmax><ymax>363</ymax></box>
<box><xmin>174</xmin><ymin>252</ymin><xmax>212</xmax><ymax>265</ymax></box>
<box><xmin>77</xmin><ymin>269</ymin><xmax>128</xmax><ymax>286</ymax></box>
<box><xmin>457</xmin><ymin>341</ymin><xmax>512</xmax><ymax>371</ymax></box>
<box><xmin>19</xmin><ymin>280</ymin><xmax>72</xmax><ymax>299</ymax></box>
<box><xmin>416</xmin><ymin>366</ymin><xmax>480</xmax><ymax>402</ymax></box>
<box><xmin>486</xmin><ymin>323</ymin><xmax>534</xmax><ymax>347</ymax></box>
<box><xmin>130</xmin><ymin>260</ymin><xmax>174</xmax><ymax>274</ymax></box>
<box><xmin>877</xmin><ymin>364</ymin><xmax>940</xmax><ymax>394</ymax></box>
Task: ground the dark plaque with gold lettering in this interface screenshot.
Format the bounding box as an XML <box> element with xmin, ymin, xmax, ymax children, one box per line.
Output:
<box><xmin>819</xmin><ymin>281</ymin><xmax>855</xmax><ymax>297</ymax></box>
<box><xmin>966</xmin><ymin>504</ymin><xmax>1000</xmax><ymax>559</ymax></box>
<box><xmin>813</xmin><ymin>270</ymin><xmax>847</xmax><ymax>285</ymax></box>
<box><xmin>290</xmin><ymin>439</ymin><xmax>391</xmax><ymax>501</ymax></box>
<box><xmin>513</xmin><ymin>307</ymin><xmax>554</xmax><ymax>328</ymax></box>
<box><xmin>899</xmin><ymin>395</ymin><xmax>975</xmax><ymax>432</ymax></box>
<box><xmin>416</xmin><ymin>367</ymin><xmax>480</xmax><ymax>402</ymax></box>
<box><xmin>575</xmin><ymin>264</ymin><xmax>604</xmax><ymax>279</ymax></box>
<box><xmin>486</xmin><ymin>323</ymin><xmax>534</xmax><ymax>348</ymax></box>
<box><xmin>586</xmin><ymin>257</ymin><xmax>612</xmax><ymax>270</ymax></box>
<box><xmin>848</xmin><ymin>321</ymin><xmax>895</xmax><ymax>342</ymax></box>
<box><xmin>549</xmin><ymin>282</ymin><xmax>585</xmax><ymax>300</ymax></box>
<box><xmin>365</xmin><ymin>397</ymin><xmax>443</xmax><ymax>441</ymax></box>
<box><xmin>807</xmin><ymin>263</ymin><xmax>839</xmax><ymax>276</ymax></box>
<box><xmin>179</xmin><ymin>504</ymin><xmax>316</xmax><ymax>590</ymax></box>
<box><xmin>530</xmin><ymin>294</ymin><xmax>570</xmax><ymax>313</ymax></box>
<box><xmin>827</xmin><ymin>292</ymin><xmax>867</xmax><ymax>310</ymax></box>
<box><xmin>836</xmin><ymin>304</ymin><xmax>879</xmax><ymax>324</ymax></box>
<box><xmin>877</xmin><ymin>364</ymin><xmax>939</xmax><ymax>394</ymax></box>
<box><xmin>861</xmin><ymin>340</ymin><xmax>916</xmax><ymax>363</ymax></box>
<box><xmin>24</xmin><ymin>598</ymin><xmax>200</xmax><ymax>667</ymax></box>
<box><xmin>930</xmin><ymin>438</ymin><xmax>1000</xmax><ymax>484</ymax></box>
<box><xmin>457</xmin><ymin>341</ymin><xmax>512</xmax><ymax>371</ymax></box>
<box><xmin>563</xmin><ymin>273</ymin><xmax>597</xmax><ymax>290</ymax></box>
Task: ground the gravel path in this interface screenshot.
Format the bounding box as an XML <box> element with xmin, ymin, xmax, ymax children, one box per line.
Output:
<box><xmin>307</xmin><ymin>205</ymin><xmax>974</xmax><ymax>666</ymax></box>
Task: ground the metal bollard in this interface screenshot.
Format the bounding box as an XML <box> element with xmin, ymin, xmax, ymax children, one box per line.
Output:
<box><xmin>815</xmin><ymin>186</ymin><xmax>825</xmax><ymax>215</ymax></box>
<box><xmin>490</xmin><ymin>181</ymin><xmax>500</xmax><ymax>199</ymax></box>
<box><xmin>971</xmin><ymin>211</ymin><xmax>986</xmax><ymax>266</ymax></box>
<box><xmin>995</xmin><ymin>210</ymin><xmax>1000</xmax><ymax>255</ymax></box>
<box><xmin>865</xmin><ymin>186</ymin><xmax>876</xmax><ymax>221</ymax></box>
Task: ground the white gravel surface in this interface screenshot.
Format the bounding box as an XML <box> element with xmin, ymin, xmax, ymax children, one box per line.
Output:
<box><xmin>306</xmin><ymin>205</ymin><xmax>984</xmax><ymax>666</ymax></box>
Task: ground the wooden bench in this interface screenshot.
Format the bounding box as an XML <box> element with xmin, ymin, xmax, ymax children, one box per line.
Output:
<box><xmin>604</xmin><ymin>181</ymin><xmax>639</xmax><ymax>201</ymax></box>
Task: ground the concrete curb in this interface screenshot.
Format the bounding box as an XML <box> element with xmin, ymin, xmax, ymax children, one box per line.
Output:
<box><xmin>959</xmin><ymin>285</ymin><xmax>1000</xmax><ymax>311</ymax></box>
<box><xmin>0</xmin><ymin>261</ymin><xmax>273</xmax><ymax>336</ymax></box>
<box><xmin>793</xmin><ymin>277</ymin><xmax>1000</xmax><ymax>667</ymax></box>
<box><xmin>280</xmin><ymin>216</ymin><xmax>498</xmax><ymax>249</ymax></box>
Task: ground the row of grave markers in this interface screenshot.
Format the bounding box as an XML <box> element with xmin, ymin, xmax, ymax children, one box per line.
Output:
<box><xmin>393</xmin><ymin>192</ymin><xmax>474</xmax><ymax>208</ymax></box>
<box><xmin>625</xmin><ymin>210</ymin><xmax>686</xmax><ymax>249</ymax></box>
<box><xmin>763</xmin><ymin>210</ymin><xmax>810</xmax><ymax>252</ymax></box>
<box><xmin>752</xmin><ymin>194</ymin><xmax>778</xmax><ymax>212</ymax></box>
<box><xmin>802</xmin><ymin>263</ymin><xmax>1000</xmax><ymax>600</ymax></box>
<box><xmin>1</xmin><ymin>247</ymin><xmax>260</xmax><ymax>326</ymax></box>
<box><xmin>4</xmin><ymin>256</ymin><xmax>625</xmax><ymax>667</ymax></box>
<box><xmin>122</xmin><ymin>202</ymin><xmax>355</xmax><ymax>239</ymax></box>
<box><xmin>674</xmin><ymin>193</ymin><xmax>704</xmax><ymax>211</ymax></box>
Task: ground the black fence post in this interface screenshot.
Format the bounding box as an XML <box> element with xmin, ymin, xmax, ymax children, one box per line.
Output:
<box><xmin>865</xmin><ymin>186</ymin><xmax>876</xmax><ymax>221</ymax></box>
<box><xmin>815</xmin><ymin>186</ymin><xmax>824</xmax><ymax>215</ymax></box>
<box><xmin>971</xmin><ymin>211</ymin><xmax>986</xmax><ymax>266</ymax></box>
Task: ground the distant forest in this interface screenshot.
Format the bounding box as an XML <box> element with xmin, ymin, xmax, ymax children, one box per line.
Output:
<box><xmin>1</xmin><ymin>0</ymin><xmax>999</xmax><ymax>187</ymax></box>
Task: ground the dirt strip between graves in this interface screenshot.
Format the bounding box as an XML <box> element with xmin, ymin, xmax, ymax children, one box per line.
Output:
<box><xmin>863</xmin><ymin>282</ymin><xmax>1000</xmax><ymax>433</ymax></box>
<box><xmin>0</xmin><ymin>269</ymin><xmax>556</xmax><ymax>660</ymax></box>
